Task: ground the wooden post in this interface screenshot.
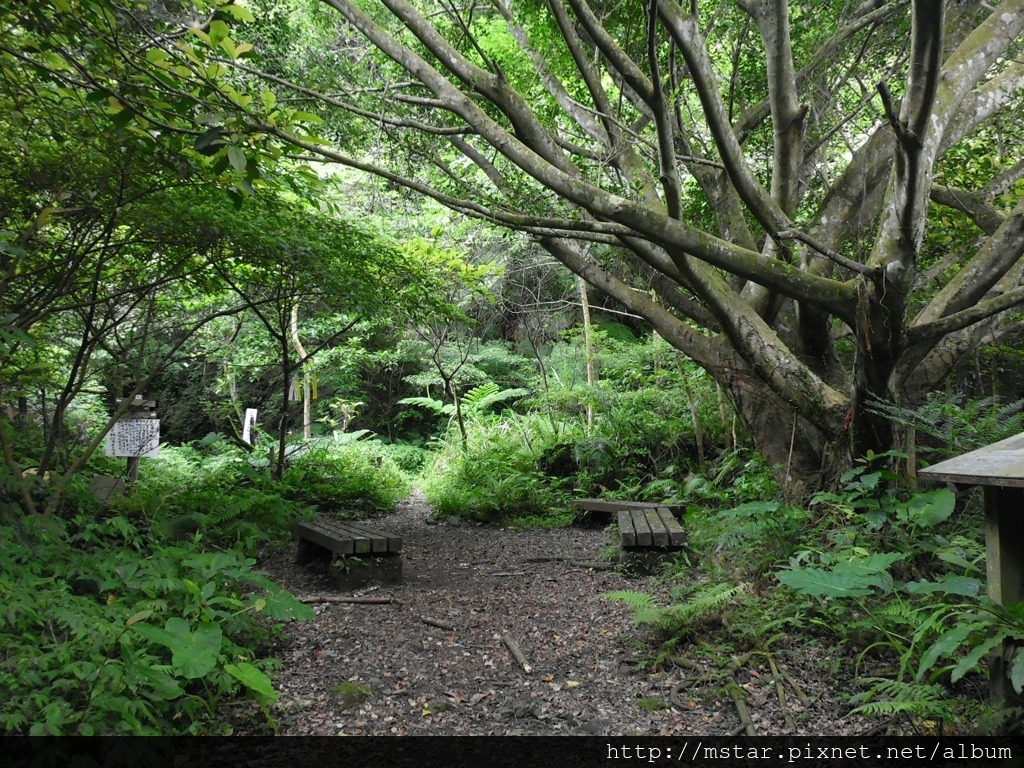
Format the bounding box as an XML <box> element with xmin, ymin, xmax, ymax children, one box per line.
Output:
<box><xmin>984</xmin><ymin>486</ymin><xmax>1024</xmax><ymax>705</ymax></box>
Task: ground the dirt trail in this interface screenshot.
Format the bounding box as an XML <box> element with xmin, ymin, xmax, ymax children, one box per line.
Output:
<box><xmin>254</xmin><ymin>490</ymin><xmax>874</xmax><ymax>735</ymax></box>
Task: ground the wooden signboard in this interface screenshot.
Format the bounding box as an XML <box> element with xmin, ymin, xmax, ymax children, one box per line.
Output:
<box><xmin>105</xmin><ymin>418</ymin><xmax>160</xmax><ymax>458</ymax></box>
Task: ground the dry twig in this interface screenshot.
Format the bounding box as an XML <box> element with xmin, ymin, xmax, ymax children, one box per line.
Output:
<box><xmin>421</xmin><ymin>616</ymin><xmax>456</xmax><ymax>631</ymax></box>
<box><xmin>500</xmin><ymin>632</ymin><xmax>533</xmax><ymax>673</ymax></box>
<box><xmin>298</xmin><ymin>595</ymin><xmax>400</xmax><ymax>605</ymax></box>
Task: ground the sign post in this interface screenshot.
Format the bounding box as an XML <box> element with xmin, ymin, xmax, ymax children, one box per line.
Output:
<box><xmin>106</xmin><ymin>395</ymin><xmax>159</xmax><ymax>484</ymax></box>
<box><xmin>242</xmin><ymin>408</ymin><xmax>258</xmax><ymax>445</ymax></box>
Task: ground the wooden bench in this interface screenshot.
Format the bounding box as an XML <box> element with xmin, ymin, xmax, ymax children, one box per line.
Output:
<box><xmin>296</xmin><ymin>519</ymin><xmax>403</xmax><ymax>589</ymax></box>
<box><xmin>919</xmin><ymin>433</ymin><xmax>1024</xmax><ymax>706</ymax></box>
<box><xmin>616</xmin><ymin>507</ymin><xmax>687</xmax><ymax>573</ymax></box>
<box><xmin>573</xmin><ymin>498</ymin><xmax>686</xmax><ymax>525</ymax></box>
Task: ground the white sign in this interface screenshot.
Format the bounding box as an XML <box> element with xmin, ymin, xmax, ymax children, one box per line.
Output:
<box><xmin>105</xmin><ymin>419</ymin><xmax>160</xmax><ymax>458</ymax></box>
<box><xmin>242</xmin><ymin>408</ymin><xmax>258</xmax><ymax>444</ymax></box>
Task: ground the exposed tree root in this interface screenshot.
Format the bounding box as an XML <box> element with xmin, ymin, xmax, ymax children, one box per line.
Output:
<box><xmin>665</xmin><ymin>650</ymin><xmax>815</xmax><ymax>735</ymax></box>
<box><xmin>767</xmin><ymin>653</ymin><xmax>797</xmax><ymax>730</ymax></box>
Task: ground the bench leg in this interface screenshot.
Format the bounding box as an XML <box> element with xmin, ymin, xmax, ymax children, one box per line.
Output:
<box><xmin>618</xmin><ymin>547</ymin><xmax>684</xmax><ymax>575</ymax></box>
<box><xmin>296</xmin><ymin>537</ymin><xmax>331</xmax><ymax>565</ymax></box>
<box><xmin>333</xmin><ymin>553</ymin><xmax>403</xmax><ymax>590</ymax></box>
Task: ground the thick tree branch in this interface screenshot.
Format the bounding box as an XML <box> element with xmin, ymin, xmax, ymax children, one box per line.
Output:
<box><xmin>908</xmin><ymin>284</ymin><xmax>1024</xmax><ymax>345</ymax></box>
<box><xmin>929</xmin><ymin>185</ymin><xmax>1005</xmax><ymax>235</ymax></box>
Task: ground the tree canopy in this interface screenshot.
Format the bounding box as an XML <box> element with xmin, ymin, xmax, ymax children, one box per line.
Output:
<box><xmin>5</xmin><ymin>0</ymin><xmax>1024</xmax><ymax>487</ymax></box>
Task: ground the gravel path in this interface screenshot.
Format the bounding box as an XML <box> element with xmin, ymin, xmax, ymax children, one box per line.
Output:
<box><xmin>254</xmin><ymin>491</ymin><xmax>881</xmax><ymax>736</ymax></box>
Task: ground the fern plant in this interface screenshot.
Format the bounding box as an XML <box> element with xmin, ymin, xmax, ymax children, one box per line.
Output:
<box><xmin>399</xmin><ymin>382</ymin><xmax>528</xmax><ymax>418</ymax></box>
<box><xmin>866</xmin><ymin>393</ymin><xmax>1024</xmax><ymax>460</ymax></box>
<box><xmin>606</xmin><ymin>582</ymin><xmax>746</xmax><ymax>636</ymax></box>
<box><xmin>847</xmin><ymin>678</ymin><xmax>958</xmax><ymax>722</ymax></box>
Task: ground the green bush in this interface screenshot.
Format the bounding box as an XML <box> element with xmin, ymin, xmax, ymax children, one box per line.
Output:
<box><xmin>378</xmin><ymin>441</ymin><xmax>431</xmax><ymax>474</ymax></box>
<box><xmin>280</xmin><ymin>439</ymin><xmax>410</xmax><ymax>514</ymax></box>
<box><xmin>119</xmin><ymin>438</ymin><xmax>300</xmax><ymax>554</ymax></box>
<box><xmin>424</xmin><ymin>413</ymin><xmax>575</xmax><ymax>523</ymax></box>
<box><xmin>0</xmin><ymin>514</ymin><xmax>314</xmax><ymax>735</ymax></box>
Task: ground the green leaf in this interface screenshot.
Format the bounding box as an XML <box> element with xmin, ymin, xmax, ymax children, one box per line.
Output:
<box><xmin>936</xmin><ymin>550</ymin><xmax>976</xmax><ymax>571</ymax></box>
<box><xmin>916</xmin><ymin>621</ymin><xmax>981</xmax><ymax>681</ymax></box>
<box><xmin>135</xmin><ymin>618</ymin><xmax>222</xmax><ymax>679</ymax></box>
<box><xmin>244</xmin><ymin>573</ymin><xmax>316</xmax><ymax>620</ymax></box>
<box><xmin>225</xmin><ymin>662</ymin><xmax>278</xmax><ymax>703</ymax></box>
<box><xmin>951</xmin><ymin>633</ymin><xmax>1007</xmax><ymax>684</ymax></box>
<box><xmin>126</xmin><ymin>609</ymin><xmax>154</xmax><ymax>627</ymax></box>
<box><xmin>134</xmin><ymin>666</ymin><xmax>185</xmax><ymax>700</ymax></box>
<box><xmin>195</xmin><ymin>127</ymin><xmax>226</xmax><ymax>155</ymax></box>
<box><xmin>777</xmin><ymin>566</ymin><xmax>875</xmax><ymax>597</ymax></box>
<box><xmin>209</xmin><ymin>20</ymin><xmax>230</xmax><ymax>46</ymax></box>
<box><xmin>1010</xmin><ymin>650</ymin><xmax>1024</xmax><ymax>694</ymax></box>
<box><xmin>219</xmin><ymin>4</ymin><xmax>255</xmax><ymax>22</ymax></box>
<box><xmin>898</xmin><ymin>488</ymin><xmax>955</xmax><ymax>528</ymax></box>
<box><xmin>291</xmin><ymin>110</ymin><xmax>323</xmax><ymax>124</ymax></box>
<box><xmin>904</xmin><ymin>575</ymin><xmax>981</xmax><ymax>597</ymax></box>
<box><xmin>777</xmin><ymin>553</ymin><xmax>904</xmax><ymax>598</ymax></box>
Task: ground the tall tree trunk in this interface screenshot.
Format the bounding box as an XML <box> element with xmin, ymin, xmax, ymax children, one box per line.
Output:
<box><xmin>579</xmin><ymin>276</ymin><xmax>596</xmax><ymax>430</ymax></box>
<box><xmin>290</xmin><ymin>302</ymin><xmax>312</xmax><ymax>440</ymax></box>
<box><xmin>276</xmin><ymin>337</ymin><xmax>292</xmax><ymax>481</ymax></box>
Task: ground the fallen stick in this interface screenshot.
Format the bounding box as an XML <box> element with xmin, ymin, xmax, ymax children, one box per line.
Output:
<box><xmin>519</xmin><ymin>557</ymin><xmax>616</xmax><ymax>570</ymax></box>
<box><xmin>569</xmin><ymin>560</ymin><xmax>616</xmax><ymax>571</ymax></box>
<box><xmin>488</xmin><ymin>571</ymin><xmax>527</xmax><ymax>577</ymax></box>
<box><xmin>298</xmin><ymin>595</ymin><xmax>400</xmax><ymax>605</ymax></box>
<box><xmin>500</xmin><ymin>632</ymin><xmax>533</xmax><ymax>674</ymax></box>
<box><xmin>421</xmin><ymin>616</ymin><xmax>456</xmax><ymax>631</ymax></box>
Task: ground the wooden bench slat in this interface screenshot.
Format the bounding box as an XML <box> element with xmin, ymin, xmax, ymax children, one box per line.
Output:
<box><xmin>576</xmin><ymin>498</ymin><xmax>686</xmax><ymax>515</ymax></box>
<box><xmin>332</xmin><ymin>522</ymin><xmax>385</xmax><ymax>553</ymax></box>
<box><xmin>632</xmin><ymin>511</ymin><xmax>653</xmax><ymax>547</ymax></box>
<box><xmin>342</xmin><ymin>522</ymin><xmax>403</xmax><ymax>553</ymax></box>
<box><xmin>656</xmin><ymin>507</ymin><xmax>686</xmax><ymax>546</ymax></box>
<box><xmin>296</xmin><ymin>522</ymin><xmax>355</xmax><ymax>555</ymax></box>
<box><xmin>616</xmin><ymin>508</ymin><xmax>686</xmax><ymax>551</ymax></box>
<box><xmin>617</xmin><ymin>510</ymin><xmax>637</xmax><ymax>547</ymax></box>
<box><xmin>644</xmin><ymin>510</ymin><xmax>669</xmax><ymax>546</ymax></box>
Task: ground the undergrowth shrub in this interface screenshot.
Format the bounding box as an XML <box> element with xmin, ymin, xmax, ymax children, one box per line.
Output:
<box><xmin>0</xmin><ymin>514</ymin><xmax>314</xmax><ymax>735</ymax></box>
<box><xmin>118</xmin><ymin>436</ymin><xmax>300</xmax><ymax>554</ymax></box>
<box><xmin>424</xmin><ymin>352</ymin><xmax>719</xmax><ymax>524</ymax></box>
<box><xmin>279</xmin><ymin>439</ymin><xmax>410</xmax><ymax>514</ymax></box>
<box><xmin>768</xmin><ymin>461</ymin><xmax>1020</xmax><ymax>730</ymax></box>
<box><xmin>612</xmin><ymin>453</ymin><xmax>1019</xmax><ymax>733</ymax></box>
<box><xmin>424</xmin><ymin>413</ymin><xmax>575</xmax><ymax>523</ymax></box>
<box><xmin>377</xmin><ymin>441</ymin><xmax>430</xmax><ymax>474</ymax></box>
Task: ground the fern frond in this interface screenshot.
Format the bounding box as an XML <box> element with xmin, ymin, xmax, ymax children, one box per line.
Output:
<box><xmin>604</xmin><ymin>590</ymin><xmax>658</xmax><ymax>611</ymax></box>
<box><xmin>653</xmin><ymin>583</ymin><xmax>746</xmax><ymax>627</ymax></box>
<box><xmin>397</xmin><ymin>396</ymin><xmax>449</xmax><ymax>414</ymax></box>
<box><xmin>848</xmin><ymin>678</ymin><xmax>956</xmax><ymax>720</ymax></box>
<box><xmin>607</xmin><ymin>583</ymin><xmax>746</xmax><ymax>632</ymax></box>
<box><xmin>461</xmin><ymin>383</ymin><xmax>500</xmax><ymax>409</ymax></box>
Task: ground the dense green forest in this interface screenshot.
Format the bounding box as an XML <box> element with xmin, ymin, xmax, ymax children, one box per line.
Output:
<box><xmin>2</xmin><ymin>0</ymin><xmax>1024</xmax><ymax>737</ymax></box>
